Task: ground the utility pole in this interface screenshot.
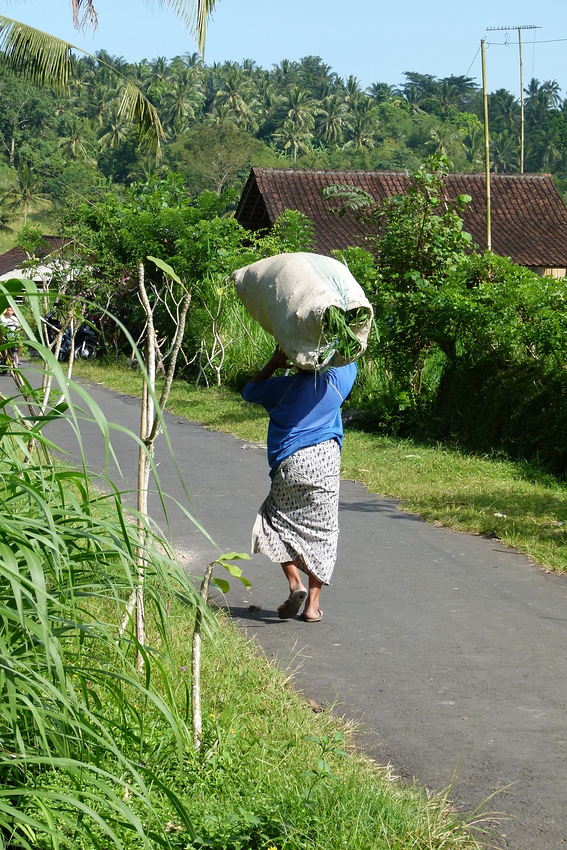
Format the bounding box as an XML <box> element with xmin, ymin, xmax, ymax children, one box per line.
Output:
<box><xmin>486</xmin><ymin>24</ymin><xmax>540</xmax><ymax>173</ymax></box>
<box><xmin>481</xmin><ymin>38</ymin><xmax>491</xmax><ymax>251</ymax></box>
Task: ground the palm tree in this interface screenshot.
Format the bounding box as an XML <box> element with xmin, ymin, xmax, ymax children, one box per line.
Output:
<box><xmin>489</xmin><ymin>89</ymin><xmax>520</xmax><ymax>133</ymax></box>
<box><xmin>150</xmin><ymin>55</ymin><xmax>170</xmax><ymax>84</ymax></box>
<box><xmin>343</xmin><ymin>93</ymin><xmax>377</xmax><ymax>152</ymax></box>
<box><xmin>162</xmin><ymin>66</ymin><xmax>204</xmax><ymax>134</ymax></box>
<box><xmin>427</xmin><ymin>123</ymin><xmax>459</xmax><ymax>159</ymax></box>
<box><xmin>0</xmin><ymin>1</ymin><xmax>219</xmax><ymax>153</ymax></box>
<box><xmin>542</xmin><ymin>79</ymin><xmax>562</xmax><ymax>109</ymax></box>
<box><xmin>527</xmin><ymin>91</ymin><xmax>553</xmax><ymax>130</ymax></box>
<box><xmin>271</xmin><ymin>58</ymin><xmax>299</xmax><ymax>88</ymax></box>
<box><xmin>284</xmin><ymin>85</ymin><xmax>317</xmax><ymax>134</ymax></box>
<box><xmin>366</xmin><ymin>82</ymin><xmax>393</xmax><ymax>104</ymax></box>
<box><xmin>214</xmin><ymin>65</ymin><xmax>258</xmax><ymax>131</ymax></box>
<box><xmin>429</xmin><ymin>80</ymin><xmax>462</xmax><ymax>117</ymax></box>
<box><xmin>343</xmin><ymin>74</ymin><xmax>362</xmax><ymax>108</ymax></box>
<box><xmin>318</xmin><ymin>93</ymin><xmax>350</xmax><ymax>150</ymax></box>
<box><xmin>58</xmin><ymin>116</ymin><xmax>96</xmax><ymax>162</ymax></box>
<box><xmin>523</xmin><ymin>78</ymin><xmax>557</xmax><ymax>130</ymax></box>
<box><xmin>242</xmin><ymin>57</ymin><xmax>257</xmax><ymax>76</ymax></box>
<box><xmin>461</xmin><ymin>123</ymin><xmax>483</xmax><ymax>166</ymax></box>
<box><xmin>128</xmin><ymin>58</ymin><xmax>153</xmax><ymax>93</ymax></box>
<box><xmin>256</xmin><ymin>75</ymin><xmax>281</xmax><ymax>124</ymax></box>
<box><xmin>540</xmin><ymin>124</ymin><xmax>562</xmax><ymax>168</ymax></box>
<box><xmin>524</xmin><ymin>123</ymin><xmax>562</xmax><ymax>172</ymax></box>
<box><xmin>69</xmin><ymin>55</ymin><xmax>95</xmax><ymax>102</ymax></box>
<box><xmin>181</xmin><ymin>51</ymin><xmax>204</xmax><ymax>69</ymax></box>
<box><xmin>491</xmin><ymin>131</ymin><xmax>520</xmax><ymax>173</ymax></box>
<box><xmin>214</xmin><ymin>66</ymin><xmax>249</xmax><ymax>114</ymax></box>
<box><xmin>273</xmin><ymin>119</ymin><xmax>311</xmax><ymax>162</ymax></box>
<box><xmin>83</xmin><ymin>79</ymin><xmax>121</xmax><ymax>126</ymax></box>
<box><xmin>401</xmin><ymin>84</ymin><xmax>426</xmax><ymax>116</ymax></box>
<box><xmin>2</xmin><ymin>164</ymin><xmax>48</xmax><ymax>225</ymax></box>
<box><xmin>97</xmin><ymin>106</ymin><xmax>128</xmax><ymax>150</ymax></box>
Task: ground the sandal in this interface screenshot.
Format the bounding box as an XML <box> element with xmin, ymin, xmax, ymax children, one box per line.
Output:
<box><xmin>278</xmin><ymin>589</ymin><xmax>307</xmax><ymax>619</ymax></box>
<box><xmin>301</xmin><ymin>610</ymin><xmax>323</xmax><ymax>623</ymax></box>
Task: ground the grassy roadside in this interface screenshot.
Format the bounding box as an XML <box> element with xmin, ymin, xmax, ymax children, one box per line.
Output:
<box><xmin>33</xmin><ymin>593</ymin><xmax>485</xmax><ymax>849</ymax></box>
<box><xmin>75</xmin><ymin>359</ymin><xmax>567</xmax><ymax>574</ymax></box>
<box><xmin>139</xmin><ymin>600</ymin><xmax>485</xmax><ymax>849</ymax></box>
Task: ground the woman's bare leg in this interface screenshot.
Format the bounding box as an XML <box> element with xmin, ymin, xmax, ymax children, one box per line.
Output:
<box><xmin>277</xmin><ymin>560</ymin><xmax>308</xmax><ymax>618</ymax></box>
<box><xmin>279</xmin><ymin>560</ymin><xmax>306</xmax><ymax>600</ymax></box>
<box><xmin>278</xmin><ymin>560</ymin><xmax>323</xmax><ymax>620</ymax></box>
<box><xmin>304</xmin><ymin>573</ymin><xmax>323</xmax><ymax>620</ymax></box>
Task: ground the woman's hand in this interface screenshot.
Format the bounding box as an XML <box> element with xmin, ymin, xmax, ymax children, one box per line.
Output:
<box><xmin>250</xmin><ymin>345</ymin><xmax>291</xmax><ymax>382</ymax></box>
<box><xmin>270</xmin><ymin>345</ymin><xmax>290</xmax><ymax>371</ymax></box>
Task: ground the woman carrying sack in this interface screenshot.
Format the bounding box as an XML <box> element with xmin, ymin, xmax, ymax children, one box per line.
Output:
<box><xmin>242</xmin><ymin>346</ymin><xmax>357</xmax><ymax>622</ymax></box>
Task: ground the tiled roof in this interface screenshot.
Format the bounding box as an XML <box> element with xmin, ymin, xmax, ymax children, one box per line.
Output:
<box><xmin>236</xmin><ymin>168</ymin><xmax>567</xmax><ymax>268</ymax></box>
<box><xmin>0</xmin><ymin>236</ymin><xmax>67</xmax><ymax>277</ymax></box>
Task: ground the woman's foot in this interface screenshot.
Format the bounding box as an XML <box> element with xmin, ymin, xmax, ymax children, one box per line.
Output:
<box><xmin>278</xmin><ymin>560</ymin><xmax>307</xmax><ymax>618</ymax></box>
<box><xmin>302</xmin><ymin>608</ymin><xmax>323</xmax><ymax>623</ymax></box>
<box><xmin>278</xmin><ymin>587</ymin><xmax>307</xmax><ymax>619</ymax></box>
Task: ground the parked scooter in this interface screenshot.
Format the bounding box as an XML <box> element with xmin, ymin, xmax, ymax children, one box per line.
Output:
<box><xmin>43</xmin><ymin>311</ymin><xmax>99</xmax><ymax>361</ymax></box>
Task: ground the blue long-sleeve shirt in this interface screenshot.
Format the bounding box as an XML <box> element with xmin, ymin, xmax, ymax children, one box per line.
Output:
<box><xmin>241</xmin><ymin>362</ymin><xmax>357</xmax><ymax>477</ymax></box>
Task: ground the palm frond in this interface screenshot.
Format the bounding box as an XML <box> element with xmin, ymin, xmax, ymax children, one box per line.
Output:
<box><xmin>0</xmin><ymin>16</ymin><xmax>74</xmax><ymax>89</ymax></box>
<box><xmin>155</xmin><ymin>0</ymin><xmax>220</xmax><ymax>54</ymax></box>
<box><xmin>118</xmin><ymin>80</ymin><xmax>166</xmax><ymax>152</ymax></box>
<box><xmin>0</xmin><ymin>16</ymin><xmax>165</xmax><ymax>155</ymax></box>
<box><xmin>70</xmin><ymin>0</ymin><xmax>98</xmax><ymax>31</ymax></box>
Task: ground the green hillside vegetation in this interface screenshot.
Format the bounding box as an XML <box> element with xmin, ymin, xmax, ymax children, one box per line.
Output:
<box><xmin>1</xmin><ymin>53</ymin><xmax>567</xmax><ymax>231</ymax></box>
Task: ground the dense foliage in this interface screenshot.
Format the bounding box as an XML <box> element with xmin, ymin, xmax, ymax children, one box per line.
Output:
<box><xmin>1</xmin><ymin>53</ymin><xmax>567</xmax><ymax>233</ymax></box>
<box><xmin>0</xmin><ymin>287</ymin><xmax>206</xmax><ymax>848</ymax></box>
<box><xmin>327</xmin><ymin>162</ymin><xmax>567</xmax><ymax>475</ymax></box>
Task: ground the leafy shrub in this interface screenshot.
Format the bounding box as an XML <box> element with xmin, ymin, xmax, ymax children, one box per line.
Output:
<box><xmin>431</xmin><ymin>354</ymin><xmax>567</xmax><ymax>476</ymax></box>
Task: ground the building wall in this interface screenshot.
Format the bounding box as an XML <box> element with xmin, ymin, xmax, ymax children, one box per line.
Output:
<box><xmin>531</xmin><ymin>267</ymin><xmax>567</xmax><ymax>279</ymax></box>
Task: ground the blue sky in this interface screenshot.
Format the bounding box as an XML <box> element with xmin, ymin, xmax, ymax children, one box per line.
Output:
<box><xmin>7</xmin><ymin>0</ymin><xmax>567</xmax><ymax>97</ymax></box>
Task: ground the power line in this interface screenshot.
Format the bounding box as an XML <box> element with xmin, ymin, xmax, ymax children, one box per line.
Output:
<box><xmin>486</xmin><ymin>37</ymin><xmax>567</xmax><ymax>46</ymax></box>
<box><xmin>465</xmin><ymin>45</ymin><xmax>481</xmax><ymax>78</ymax></box>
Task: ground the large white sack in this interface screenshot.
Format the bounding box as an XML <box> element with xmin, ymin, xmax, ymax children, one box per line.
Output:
<box><xmin>232</xmin><ymin>252</ymin><xmax>373</xmax><ymax>369</ymax></box>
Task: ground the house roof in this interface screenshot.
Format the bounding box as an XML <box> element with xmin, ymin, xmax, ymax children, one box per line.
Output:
<box><xmin>235</xmin><ymin>168</ymin><xmax>567</xmax><ymax>268</ymax></box>
<box><xmin>0</xmin><ymin>236</ymin><xmax>67</xmax><ymax>279</ymax></box>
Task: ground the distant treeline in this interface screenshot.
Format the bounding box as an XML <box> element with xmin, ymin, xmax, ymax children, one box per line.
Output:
<box><xmin>1</xmin><ymin>52</ymin><xmax>567</xmax><ymax>224</ymax></box>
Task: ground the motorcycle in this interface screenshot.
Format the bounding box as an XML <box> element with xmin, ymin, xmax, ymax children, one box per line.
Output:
<box><xmin>43</xmin><ymin>312</ymin><xmax>99</xmax><ymax>361</ymax></box>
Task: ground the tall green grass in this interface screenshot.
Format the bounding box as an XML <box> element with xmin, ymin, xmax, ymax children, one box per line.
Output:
<box><xmin>0</xmin><ymin>287</ymin><xmax>203</xmax><ymax>848</ymax></box>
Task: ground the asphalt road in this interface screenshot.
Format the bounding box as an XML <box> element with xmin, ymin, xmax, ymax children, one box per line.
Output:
<box><xmin>20</xmin><ymin>369</ymin><xmax>567</xmax><ymax>850</ymax></box>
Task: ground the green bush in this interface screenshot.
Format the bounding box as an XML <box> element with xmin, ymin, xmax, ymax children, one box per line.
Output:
<box><xmin>431</xmin><ymin>355</ymin><xmax>567</xmax><ymax>476</ymax></box>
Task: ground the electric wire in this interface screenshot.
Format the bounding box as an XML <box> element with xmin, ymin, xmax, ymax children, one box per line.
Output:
<box><xmin>485</xmin><ymin>37</ymin><xmax>567</xmax><ymax>46</ymax></box>
<box><xmin>465</xmin><ymin>44</ymin><xmax>481</xmax><ymax>79</ymax></box>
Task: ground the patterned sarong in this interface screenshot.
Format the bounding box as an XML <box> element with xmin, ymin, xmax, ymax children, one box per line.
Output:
<box><xmin>251</xmin><ymin>439</ymin><xmax>341</xmax><ymax>585</ymax></box>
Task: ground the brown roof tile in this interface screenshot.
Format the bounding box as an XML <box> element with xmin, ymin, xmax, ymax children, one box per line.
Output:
<box><xmin>0</xmin><ymin>236</ymin><xmax>67</xmax><ymax>277</ymax></box>
<box><xmin>236</xmin><ymin>168</ymin><xmax>567</xmax><ymax>268</ymax></box>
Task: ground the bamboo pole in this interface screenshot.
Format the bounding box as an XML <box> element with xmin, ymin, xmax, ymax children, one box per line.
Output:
<box><xmin>191</xmin><ymin>560</ymin><xmax>214</xmax><ymax>750</ymax></box>
<box><xmin>136</xmin><ymin>260</ymin><xmax>155</xmax><ymax>671</ymax></box>
<box><xmin>481</xmin><ymin>39</ymin><xmax>491</xmax><ymax>252</ymax></box>
<box><xmin>519</xmin><ymin>27</ymin><xmax>524</xmax><ymax>174</ymax></box>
